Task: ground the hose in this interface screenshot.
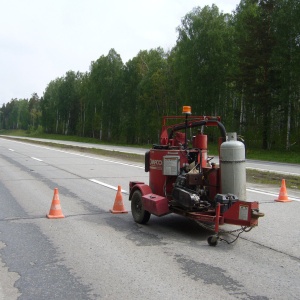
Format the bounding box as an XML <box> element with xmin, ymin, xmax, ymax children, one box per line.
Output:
<box><xmin>168</xmin><ymin>120</ymin><xmax>227</xmax><ymax>140</ymax></box>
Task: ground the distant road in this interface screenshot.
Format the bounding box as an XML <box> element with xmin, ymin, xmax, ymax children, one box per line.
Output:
<box><xmin>1</xmin><ymin>135</ymin><xmax>299</xmax><ymax>176</ymax></box>
<box><xmin>0</xmin><ymin>136</ymin><xmax>147</xmax><ymax>155</ymax></box>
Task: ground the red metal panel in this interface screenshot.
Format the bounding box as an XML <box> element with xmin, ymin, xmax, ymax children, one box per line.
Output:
<box><xmin>142</xmin><ymin>194</ymin><xmax>170</xmax><ymax>216</ymax></box>
<box><xmin>223</xmin><ymin>201</ymin><xmax>259</xmax><ymax>226</ymax></box>
<box><xmin>149</xmin><ymin>150</ymin><xmax>165</xmax><ymax>195</ymax></box>
<box><xmin>149</xmin><ymin>149</ymin><xmax>187</xmax><ymax>196</ymax></box>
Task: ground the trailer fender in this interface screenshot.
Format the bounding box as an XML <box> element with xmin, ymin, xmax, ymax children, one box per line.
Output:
<box><xmin>129</xmin><ymin>183</ymin><xmax>152</xmax><ymax>200</ymax></box>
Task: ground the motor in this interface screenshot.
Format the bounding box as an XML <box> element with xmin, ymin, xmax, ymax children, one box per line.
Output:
<box><xmin>171</xmin><ymin>174</ymin><xmax>210</xmax><ymax>210</ymax></box>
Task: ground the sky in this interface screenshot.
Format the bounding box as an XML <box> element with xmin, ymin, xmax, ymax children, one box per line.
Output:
<box><xmin>0</xmin><ymin>0</ymin><xmax>240</xmax><ymax>106</ymax></box>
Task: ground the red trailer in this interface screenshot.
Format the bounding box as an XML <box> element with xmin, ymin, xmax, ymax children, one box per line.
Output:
<box><xmin>129</xmin><ymin>106</ymin><xmax>264</xmax><ymax>246</ymax></box>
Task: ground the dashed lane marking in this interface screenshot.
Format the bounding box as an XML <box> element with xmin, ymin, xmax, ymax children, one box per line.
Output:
<box><xmin>31</xmin><ymin>157</ymin><xmax>43</xmax><ymax>162</ymax></box>
<box><xmin>89</xmin><ymin>179</ymin><xmax>129</xmax><ymax>194</ymax></box>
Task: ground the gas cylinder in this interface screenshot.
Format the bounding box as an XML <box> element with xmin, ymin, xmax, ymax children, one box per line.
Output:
<box><xmin>220</xmin><ymin>132</ymin><xmax>246</xmax><ymax>201</ymax></box>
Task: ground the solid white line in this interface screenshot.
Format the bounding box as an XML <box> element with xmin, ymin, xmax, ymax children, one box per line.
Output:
<box><xmin>247</xmin><ymin>188</ymin><xmax>300</xmax><ymax>202</ymax></box>
<box><xmin>89</xmin><ymin>179</ymin><xmax>129</xmax><ymax>194</ymax></box>
<box><xmin>31</xmin><ymin>157</ymin><xmax>43</xmax><ymax>162</ymax></box>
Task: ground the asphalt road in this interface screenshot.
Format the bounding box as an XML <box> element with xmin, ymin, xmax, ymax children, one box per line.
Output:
<box><xmin>0</xmin><ymin>137</ymin><xmax>299</xmax><ymax>300</ymax></box>
<box><xmin>2</xmin><ymin>136</ymin><xmax>300</xmax><ymax>176</ymax></box>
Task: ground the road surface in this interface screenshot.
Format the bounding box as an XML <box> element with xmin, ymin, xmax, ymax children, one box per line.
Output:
<box><xmin>2</xmin><ymin>135</ymin><xmax>299</xmax><ymax>176</ymax></box>
<box><xmin>0</xmin><ymin>137</ymin><xmax>299</xmax><ymax>299</ymax></box>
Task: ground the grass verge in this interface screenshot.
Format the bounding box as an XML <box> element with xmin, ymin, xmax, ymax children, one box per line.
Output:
<box><xmin>246</xmin><ymin>169</ymin><xmax>299</xmax><ymax>189</ymax></box>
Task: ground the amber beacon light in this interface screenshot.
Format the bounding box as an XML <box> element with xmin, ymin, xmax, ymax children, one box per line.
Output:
<box><xmin>182</xmin><ymin>106</ymin><xmax>191</xmax><ymax>114</ymax></box>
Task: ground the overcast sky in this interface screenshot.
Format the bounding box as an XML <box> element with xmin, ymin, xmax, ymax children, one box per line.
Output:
<box><xmin>0</xmin><ymin>0</ymin><xmax>239</xmax><ymax>106</ymax></box>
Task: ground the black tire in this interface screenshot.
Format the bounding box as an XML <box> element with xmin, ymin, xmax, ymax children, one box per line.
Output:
<box><xmin>131</xmin><ymin>190</ymin><xmax>151</xmax><ymax>224</ymax></box>
<box><xmin>207</xmin><ymin>235</ymin><xmax>218</xmax><ymax>247</ymax></box>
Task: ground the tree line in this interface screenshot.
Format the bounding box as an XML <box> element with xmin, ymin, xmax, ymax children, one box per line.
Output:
<box><xmin>1</xmin><ymin>0</ymin><xmax>299</xmax><ymax>151</ymax></box>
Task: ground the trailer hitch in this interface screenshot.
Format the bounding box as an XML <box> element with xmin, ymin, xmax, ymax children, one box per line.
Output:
<box><xmin>251</xmin><ymin>209</ymin><xmax>265</xmax><ymax>219</ymax></box>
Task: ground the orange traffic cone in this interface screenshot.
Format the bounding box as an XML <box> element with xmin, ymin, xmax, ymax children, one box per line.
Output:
<box><xmin>110</xmin><ymin>185</ymin><xmax>128</xmax><ymax>214</ymax></box>
<box><xmin>275</xmin><ymin>179</ymin><xmax>292</xmax><ymax>202</ymax></box>
<box><xmin>47</xmin><ymin>188</ymin><xmax>65</xmax><ymax>218</ymax></box>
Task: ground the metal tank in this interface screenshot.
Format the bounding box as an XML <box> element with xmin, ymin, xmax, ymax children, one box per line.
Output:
<box><xmin>220</xmin><ymin>132</ymin><xmax>246</xmax><ymax>201</ymax></box>
<box><xmin>192</xmin><ymin>133</ymin><xmax>208</xmax><ymax>168</ymax></box>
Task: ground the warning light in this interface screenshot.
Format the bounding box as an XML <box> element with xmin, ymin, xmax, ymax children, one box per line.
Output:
<box><xmin>182</xmin><ymin>106</ymin><xmax>191</xmax><ymax>114</ymax></box>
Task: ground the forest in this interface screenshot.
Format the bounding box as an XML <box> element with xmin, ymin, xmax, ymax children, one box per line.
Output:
<box><xmin>1</xmin><ymin>0</ymin><xmax>299</xmax><ymax>151</ymax></box>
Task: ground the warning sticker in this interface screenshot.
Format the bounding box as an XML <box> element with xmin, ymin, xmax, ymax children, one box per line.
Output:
<box><xmin>239</xmin><ymin>205</ymin><xmax>249</xmax><ymax>221</ymax></box>
<box><xmin>163</xmin><ymin>156</ymin><xmax>180</xmax><ymax>176</ymax></box>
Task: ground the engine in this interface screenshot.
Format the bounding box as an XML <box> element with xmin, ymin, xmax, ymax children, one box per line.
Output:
<box><xmin>171</xmin><ymin>174</ymin><xmax>210</xmax><ymax>211</ymax></box>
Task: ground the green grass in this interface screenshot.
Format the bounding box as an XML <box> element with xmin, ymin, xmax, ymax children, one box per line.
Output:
<box><xmin>246</xmin><ymin>169</ymin><xmax>299</xmax><ymax>189</ymax></box>
<box><xmin>246</xmin><ymin>149</ymin><xmax>300</xmax><ymax>164</ymax></box>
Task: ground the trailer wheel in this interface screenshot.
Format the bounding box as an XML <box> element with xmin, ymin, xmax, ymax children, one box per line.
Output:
<box><xmin>131</xmin><ymin>190</ymin><xmax>151</xmax><ymax>224</ymax></box>
<box><xmin>207</xmin><ymin>235</ymin><xmax>218</xmax><ymax>247</ymax></box>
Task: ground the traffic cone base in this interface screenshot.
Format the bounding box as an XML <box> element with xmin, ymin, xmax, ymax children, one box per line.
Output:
<box><xmin>275</xmin><ymin>179</ymin><xmax>292</xmax><ymax>202</ymax></box>
<box><xmin>110</xmin><ymin>185</ymin><xmax>128</xmax><ymax>214</ymax></box>
<box><xmin>47</xmin><ymin>188</ymin><xmax>65</xmax><ymax>218</ymax></box>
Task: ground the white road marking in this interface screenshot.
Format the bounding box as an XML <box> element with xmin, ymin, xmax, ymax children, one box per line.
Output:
<box><xmin>2</xmin><ymin>139</ymin><xmax>143</xmax><ymax>169</ymax></box>
<box><xmin>31</xmin><ymin>157</ymin><xmax>43</xmax><ymax>162</ymax></box>
<box><xmin>8</xmin><ymin>149</ymin><xmax>14</xmax><ymax>151</ymax></box>
<box><xmin>247</xmin><ymin>188</ymin><xmax>300</xmax><ymax>202</ymax></box>
<box><xmin>89</xmin><ymin>179</ymin><xmax>129</xmax><ymax>194</ymax></box>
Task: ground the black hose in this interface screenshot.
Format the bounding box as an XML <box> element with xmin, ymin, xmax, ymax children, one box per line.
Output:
<box><xmin>168</xmin><ymin>120</ymin><xmax>227</xmax><ymax>140</ymax></box>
